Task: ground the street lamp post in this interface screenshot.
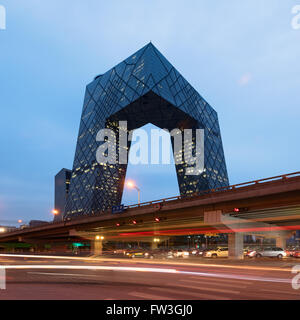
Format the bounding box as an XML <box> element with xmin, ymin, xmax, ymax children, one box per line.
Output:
<box><xmin>126</xmin><ymin>181</ymin><xmax>141</xmax><ymax>205</ymax></box>
<box><xmin>136</xmin><ymin>186</ymin><xmax>140</xmax><ymax>204</ymax></box>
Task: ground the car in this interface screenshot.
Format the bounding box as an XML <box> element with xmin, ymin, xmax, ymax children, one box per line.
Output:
<box><xmin>144</xmin><ymin>249</ymin><xmax>173</xmax><ymax>259</ymax></box>
<box><xmin>243</xmin><ymin>248</ymin><xmax>253</xmax><ymax>256</ymax></box>
<box><xmin>204</xmin><ymin>247</ymin><xmax>228</xmax><ymax>258</ymax></box>
<box><xmin>113</xmin><ymin>249</ymin><xmax>127</xmax><ymax>255</ymax></box>
<box><xmin>247</xmin><ymin>247</ymin><xmax>287</xmax><ymax>259</ymax></box>
<box><xmin>173</xmin><ymin>249</ymin><xmax>190</xmax><ymax>258</ymax></box>
<box><xmin>189</xmin><ymin>248</ymin><xmax>201</xmax><ymax>256</ymax></box>
<box><xmin>189</xmin><ymin>248</ymin><xmax>198</xmax><ymax>255</ymax></box>
<box><xmin>189</xmin><ymin>248</ymin><xmax>210</xmax><ymax>257</ymax></box>
<box><xmin>286</xmin><ymin>247</ymin><xmax>298</xmax><ymax>257</ymax></box>
<box><xmin>244</xmin><ymin>247</ymin><xmax>260</xmax><ymax>258</ymax></box>
<box><xmin>125</xmin><ymin>250</ymin><xmax>145</xmax><ymax>258</ymax></box>
<box><xmin>144</xmin><ymin>250</ymin><xmax>157</xmax><ymax>259</ymax></box>
<box><xmin>198</xmin><ymin>249</ymin><xmax>209</xmax><ymax>257</ymax></box>
<box><xmin>292</xmin><ymin>249</ymin><xmax>300</xmax><ymax>258</ymax></box>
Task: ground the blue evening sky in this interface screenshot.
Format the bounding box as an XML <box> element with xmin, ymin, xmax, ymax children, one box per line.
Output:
<box><xmin>0</xmin><ymin>1</ymin><xmax>299</xmax><ymax>224</ymax></box>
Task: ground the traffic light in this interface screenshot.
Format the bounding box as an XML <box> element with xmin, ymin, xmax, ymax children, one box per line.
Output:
<box><xmin>233</xmin><ymin>207</ymin><xmax>248</xmax><ymax>213</ymax></box>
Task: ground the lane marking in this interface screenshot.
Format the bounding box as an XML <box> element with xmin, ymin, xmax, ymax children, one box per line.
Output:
<box><xmin>178</xmin><ymin>270</ymin><xmax>291</xmax><ymax>283</ymax></box>
<box><xmin>259</xmin><ymin>288</ymin><xmax>300</xmax><ymax>296</ymax></box>
<box><xmin>172</xmin><ymin>282</ymin><xmax>240</xmax><ymax>295</ymax></box>
<box><xmin>188</xmin><ymin>275</ymin><xmax>252</xmax><ymax>285</ymax></box>
<box><xmin>148</xmin><ymin>286</ymin><xmax>230</xmax><ymax>300</ymax></box>
<box><xmin>128</xmin><ymin>291</ymin><xmax>172</xmax><ymax>300</ymax></box>
<box><xmin>179</xmin><ymin>278</ymin><xmax>247</xmax><ymax>289</ymax></box>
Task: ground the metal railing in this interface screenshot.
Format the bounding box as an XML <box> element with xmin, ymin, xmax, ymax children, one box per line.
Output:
<box><xmin>124</xmin><ymin>171</ymin><xmax>300</xmax><ymax>209</ymax></box>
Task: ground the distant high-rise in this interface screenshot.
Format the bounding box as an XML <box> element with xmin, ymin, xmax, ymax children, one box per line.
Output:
<box><xmin>54</xmin><ymin>168</ymin><xmax>71</xmax><ymax>222</ymax></box>
<box><xmin>65</xmin><ymin>43</ymin><xmax>229</xmax><ymax>219</ymax></box>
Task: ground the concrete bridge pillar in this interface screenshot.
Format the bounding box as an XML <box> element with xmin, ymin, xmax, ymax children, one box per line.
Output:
<box><xmin>273</xmin><ymin>231</ymin><xmax>292</xmax><ymax>249</ymax></box>
<box><xmin>228</xmin><ymin>233</ymin><xmax>244</xmax><ymax>260</ymax></box>
<box><xmin>151</xmin><ymin>242</ymin><xmax>158</xmax><ymax>250</ymax></box>
<box><xmin>276</xmin><ymin>236</ymin><xmax>288</xmax><ymax>249</ymax></box>
<box><xmin>92</xmin><ymin>238</ymin><xmax>103</xmax><ymax>256</ymax></box>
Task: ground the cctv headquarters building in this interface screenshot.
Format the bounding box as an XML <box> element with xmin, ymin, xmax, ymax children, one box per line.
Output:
<box><xmin>55</xmin><ymin>43</ymin><xmax>229</xmax><ymax>221</ymax></box>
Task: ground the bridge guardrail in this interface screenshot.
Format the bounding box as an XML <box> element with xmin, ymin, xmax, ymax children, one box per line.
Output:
<box><xmin>124</xmin><ymin>171</ymin><xmax>300</xmax><ymax>209</ymax></box>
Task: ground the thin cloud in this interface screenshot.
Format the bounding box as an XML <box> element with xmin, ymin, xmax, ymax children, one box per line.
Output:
<box><xmin>238</xmin><ymin>73</ymin><xmax>252</xmax><ymax>86</ymax></box>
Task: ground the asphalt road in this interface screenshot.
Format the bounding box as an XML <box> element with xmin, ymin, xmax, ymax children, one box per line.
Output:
<box><xmin>0</xmin><ymin>254</ymin><xmax>300</xmax><ymax>300</ymax></box>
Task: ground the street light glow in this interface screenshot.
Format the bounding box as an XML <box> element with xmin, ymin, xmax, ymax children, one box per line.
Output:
<box><xmin>0</xmin><ymin>227</ymin><xmax>6</xmax><ymax>233</ymax></box>
<box><xmin>52</xmin><ymin>209</ymin><xmax>59</xmax><ymax>215</ymax></box>
<box><xmin>126</xmin><ymin>180</ymin><xmax>135</xmax><ymax>188</ymax></box>
<box><xmin>125</xmin><ymin>180</ymin><xmax>141</xmax><ymax>204</ymax></box>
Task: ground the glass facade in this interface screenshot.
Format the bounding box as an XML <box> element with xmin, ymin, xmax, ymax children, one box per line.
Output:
<box><xmin>65</xmin><ymin>43</ymin><xmax>229</xmax><ymax>219</ymax></box>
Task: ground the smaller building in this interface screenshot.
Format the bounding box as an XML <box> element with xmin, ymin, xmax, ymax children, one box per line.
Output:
<box><xmin>29</xmin><ymin>220</ymin><xmax>49</xmax><ymax>228</ymax></box>
<box><xmin>54</xmin><ymin>168</ymin><xmax>72</xmax><ymax>222</ymax></box>
<box><xmin>0</xmin><ymin>225</ymin><xmax>17</xmax><ymax>233</ymax></box>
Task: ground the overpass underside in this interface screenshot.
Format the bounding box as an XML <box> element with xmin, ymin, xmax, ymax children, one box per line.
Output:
<box><xmin>1</xmin><ymin>172</ymin><xmax>300</xmax><ymax>259</ymax></box>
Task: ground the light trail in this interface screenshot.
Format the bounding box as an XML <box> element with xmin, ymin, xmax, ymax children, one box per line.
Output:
<box><xmin>0</xmin><ymin>254</ymin><xmax>94</xmax><ymax>261</ymax></box>
<box><xmin>28</xmin><ymin>272</ymin><xmax>102</xmax><ymax>277</ymax></box>
<box><xmin>118</xmin><ymin>224</ymin><xmax>300</xmax><ymax>237</ymax></box>
<box><xmin>0</xmin><ymin>253</ymin><xmax>294</xmax><ymax>273</ymax></box>
<box><xmin>0</xmin><ymin>265</ymin><xmax>177</xmax><ymax>274</ymax></box>
<box><xmin>0</xmin><ymin>264</ymin><xmax>292</xmax><ymax>283</ymax></box>
<box><xmin>177</xmin><ymin>270</ymin><xmax>292</xmax><ymax>283</ymax></box>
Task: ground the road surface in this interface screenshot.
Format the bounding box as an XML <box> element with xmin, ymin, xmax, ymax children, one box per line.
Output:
<box><xmin>0</xmin><ymin>254</ymin><xmax>299</xmax><ymax>300</ymax></box>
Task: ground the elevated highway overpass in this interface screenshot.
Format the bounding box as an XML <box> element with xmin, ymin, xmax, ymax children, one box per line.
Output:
<box><xmin>1</xmin><ymin>171</ymin><xmax>300</xmax><ymax>258</ymax></box>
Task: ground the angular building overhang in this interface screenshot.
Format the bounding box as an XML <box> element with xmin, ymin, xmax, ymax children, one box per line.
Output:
<box><xmin>65</xmin><ymin>43</ymin><xmax>229</xmax><ymax>218</ymax></box>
